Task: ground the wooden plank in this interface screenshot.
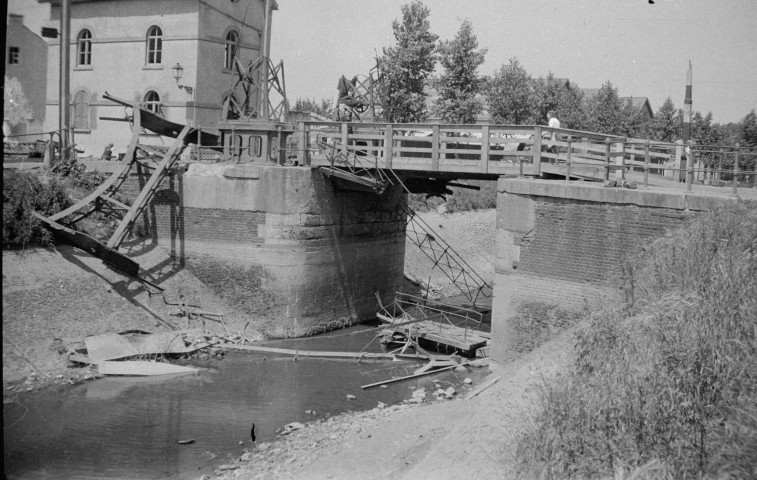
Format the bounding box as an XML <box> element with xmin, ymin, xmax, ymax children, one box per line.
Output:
<box><xmin>361</xmin><ymin>361</ymin><xmax>472</xmax><ymax>389</ymax></box>
<box><xmin>106</xmin><ymin>126</ymin><xmax>191</xmax><ymax>249</ymax></box>
<box><xmin>97</xmin><ymin>360</ymin><xmax>198</xmax><ymax>376</ymax></box>
<box><xmin>431</xmin><ymin>125</ymin><xmax>440</xmax><ymax>171</ymax></box>
<box><xmin>223</xmin><ymin>343</ymin><xmax>395</xmax><ymax>360</ymax></box>
<box><xmin>480</xmin><ymin>125</ymin><xmax>490</xmax><ymax>174</ymax></box>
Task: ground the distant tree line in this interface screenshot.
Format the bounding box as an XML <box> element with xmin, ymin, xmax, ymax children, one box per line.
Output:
<box><xmin>292</xmin><ymin>1</ymin><xmax>756</xmax><ymax>151</ymax></box>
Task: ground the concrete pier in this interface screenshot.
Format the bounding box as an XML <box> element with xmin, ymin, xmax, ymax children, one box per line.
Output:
<box><xmin>125</xmin><ymin>163</ymin><xmax>406</xmax><ymax>337</ymax></box>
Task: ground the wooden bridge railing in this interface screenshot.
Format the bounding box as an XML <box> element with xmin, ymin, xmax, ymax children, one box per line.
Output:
<box><xmin>292</xmin><ymin>121</ymin><xmax>756</xmax><ymax>194</ymax></box>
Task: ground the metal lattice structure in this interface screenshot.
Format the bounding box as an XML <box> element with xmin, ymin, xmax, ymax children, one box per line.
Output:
<box><xmin>222</xmin><ymin>57</ymin><xmax>288</xmax><ymax>122</ymax></box>
<box><xmin>318</xmin><ymin>137</ymin><xmax>492</xmax><ymax>305</ymax></box>
<box><xmin>334</xmin><ymin>63</ymin><xmax>385</xmax><ymax>122</ymax></box>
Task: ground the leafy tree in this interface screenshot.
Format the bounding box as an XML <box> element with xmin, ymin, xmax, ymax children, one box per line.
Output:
<box><xmin>379</xmin><ymin>1</ymin><xmax>438</xmax><ymax>123</ymax></box>
<box><xmin>432</xmin><ymin>19</ymin><xmax>487</xmax><ymax>124</ymax></box>
<box><xmin>742</xmin><ymin>110</ymin><xmax>757</xmax><ymax>148</ymax></box>
<box><xmin>649</xmin><ymin>96</ymin><xmax>681</xmax><ymax>143</ymax></box>
<box><xmin>531</xmin><ymin>74</ymin><xmax>587</xmax><ymax>130</ymax></box>
<box><xmin>558</xmin><ymin>83</ymin><xmax>588</xmax><ymax>130</ymax></box>
<box><xmin>293</xmin><ymin>97</ymin><xmax>333</xmax><ymax>118</ymax></box>
<box><xmin>531</xmin><ymin>73</ymin><xmax>562</xmax><ymax>124</ymax></box>
<box><xmin>485</xmin><ymin>57</ymin><xmax>533</xmax><ymax>124</ymax></box>
<box><xmin>4</xmin><ymin>76</ymin><xmax>33</xmax><ymax>128</ymax></box>
<box><xmin>585</xmin><ymin>81</ymin><xmax>647</xmax><ymax>137</ymax></box>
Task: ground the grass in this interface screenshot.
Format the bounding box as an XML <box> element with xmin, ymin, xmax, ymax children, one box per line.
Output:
<box><xmin>516</xmin><ymin>203</ymin><xmax>757</xmax><ymax>479</ymax></box>
<box><xmin>408</xmin><ymin>179</ymin><xmax>497</xmax><ymax>213</ymax></box>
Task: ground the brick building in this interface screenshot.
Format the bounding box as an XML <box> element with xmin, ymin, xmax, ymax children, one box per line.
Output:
<box><xmin>5</xmin><ymin>14</ymin><xmax>49</xmax><ymax>139</ymax></box>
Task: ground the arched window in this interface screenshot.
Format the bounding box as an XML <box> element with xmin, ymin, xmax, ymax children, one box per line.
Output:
<box><xmin>72</xmin><ymin>90</ymin><xmax>91</xmax><ymax>130</ymax></box>
<box><xmin>224</xmin><ymin>30</ymin><xmax>239</xmax><ymax>69</ymax></box>
<box><xmin>146</xmin><ymin>26</ymin><xmax>162</xmax><ymax>65</ymax></box>
<box><xmin>143</xmin><ymin>91</ymin><xmax>162</xmax><ymax>115</ymax></box>
<box><xmin>77</xmin><ymin>29</ymin><xmax>92</xmax><ymax>66</ymax></box>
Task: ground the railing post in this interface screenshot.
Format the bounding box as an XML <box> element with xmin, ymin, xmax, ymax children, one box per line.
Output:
<box><xmin>674</xmin><ymin>140</ymin><xmax>684</xmax><ymax>181</ymax></box>
<box><xmin>480</xmin><ymin>125</ymin><xmax>490</xmax><ymax>174</ymax></box>
<box><xmin>533</xmin><ymin>126</ymin><xmax>543</xmax><ymax>176</ymax></box>
<box><xmin>685</xmin><ymin>141</ymin><xmax>694</xmax><ymax>191</ymax></box>
<box><xmin>231</xmin><ymin>125</ymin><xmax>236</xmax><ymax>163</ymax></box>
<box><xmin>732</xmin><ymin>144</ymin><xmax>740</xmax><ymax>197</ymax></box>
<box><xmin>341</xmin><ymin>122</ymin><xmax>349</xmax><ymax>148</ymax></box>
<box><xmin>643</xmin><ymin>139</ymin><xmax>650</xmax><ymax>188</ymax></box>
<box><xmin>296</xmin><ymin>122</ymin><xmax>306</xmax><ymax>166</ymax></box>
<box><xmin>565</xmin><ymin>139</ymin><xmax>572</xmax><ymax>181</ymax></box>
<box><xmin>603</xmin><ymin>137</ymin><xmax>611</xmax><ymax>180</ymax></box>
<box><xmin>718</xmin><ymin>147</ymin><xmax>725</xmax><ymax>181</ymax></box>
<box><xmin>384</xmin><ymin>124</ymin><xmax>393</xmax><ymax>169</ymax></box>
<box><xmin>614</xmin><ymin>139</ymin><xmax>626</xmax><ymax>180</ymax></box>
<box><xmin>431</xmin><ymin>125</ymin><xmax>440</xmax><ymax>171</ymax></box>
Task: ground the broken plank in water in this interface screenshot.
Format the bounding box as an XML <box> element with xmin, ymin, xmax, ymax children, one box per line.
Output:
<box><xmin>361</xmin><ymin>361</ymin><xmax>473</xmax><ymax>390</ymax></box>
<box><xmin>223</xmin><ymin>343</ymin><xmax>395</xmax><ymax>360</ymax></box>
<box><xmin>97</xmin><ymin>361</ymin><xmax>198</xmax><ymax>376</ymax></box>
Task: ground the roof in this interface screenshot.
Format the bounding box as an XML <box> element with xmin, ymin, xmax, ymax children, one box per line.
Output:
<box><xmin>581</xmin><ymin>88</ymin><xmax>653</xmax><ymax>117</ymax></box>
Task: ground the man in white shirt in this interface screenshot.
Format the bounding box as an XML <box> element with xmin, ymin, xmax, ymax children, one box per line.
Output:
<box><xmin>546</xmin><ymin>110</ymin><xmax>561</xmax><ymax>154</ymax></box>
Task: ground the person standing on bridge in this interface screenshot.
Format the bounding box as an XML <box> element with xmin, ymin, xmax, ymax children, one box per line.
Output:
<box><xmin>546</xmin><ymin>110</ymin><xmax>561</xmax><ymax>154</ymax></box>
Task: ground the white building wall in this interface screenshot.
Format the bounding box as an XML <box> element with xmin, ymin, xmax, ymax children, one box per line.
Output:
<box><xmin>42</xmin><ymin>0</ymin><xmax>268</xmax><ymax>156</ymax></box>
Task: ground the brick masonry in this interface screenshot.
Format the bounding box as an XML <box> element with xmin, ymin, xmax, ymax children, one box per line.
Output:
<box><xmin>489</xmin><ymin>178</ymin><xmax>737</xmax><ymax>363</ymax></box>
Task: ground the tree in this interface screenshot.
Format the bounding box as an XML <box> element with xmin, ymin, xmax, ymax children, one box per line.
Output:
<box><xmin>741</xmin><ymin>110</ymin><xmax>757</xmax><ymax>148</ymax></box>
<box><xmin>557</xmin><ymin>82</ymin><xmax>588</xmax><ymax>130</ymax></box>
<box><xmin>585</xmin><ymin>81</ymin><xmax>639</xmax><ymax>136</ymax></box>
<box><xmin>379</xmin><ymin>1</ymin><xmax>438</xmax><ymax>123</ymax></box>
<box><xmin>4</xmin><ymin>76</ymin><xmax>33</xmax><ymax>129</ymax></box>
<box><xmin>649</xmin><ymin>97</ymin><xmax>681</xmax><ymax>143</ymax></box>
<box><xmin>432</xmin><ymin>19</ymin><xmax>487</xmax><ymax>124</ymax></box>
<box><xmin>531</xmin><ymin>73</ymin><xmax>562</xmax><ymax>124</ymax></box>
<box><xmin>293</xmin><ymin>97</ymin><xmax>333</xmax><ymax>118</ymax></box>
<box><xmin>485</xmin><ymin>57</ymin><xmax>533</xmax><ymax>124</ymax></box>
<box><xmin>531</xmin><ymin>74</ymin><xmax>587</xmax><ymax>130</ymax></box>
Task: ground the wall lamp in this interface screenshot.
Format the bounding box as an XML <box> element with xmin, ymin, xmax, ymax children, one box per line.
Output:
<box><xmin>172</xmin><ymin>63</ymin><xmax>193</xmax><ymax>94</ymax></box>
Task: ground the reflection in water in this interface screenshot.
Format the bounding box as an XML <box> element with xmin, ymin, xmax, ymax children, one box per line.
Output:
<box><xmin>4</xmin><ymin>326</ymin><xmax>488</xmax><ymax>479</ymax></box>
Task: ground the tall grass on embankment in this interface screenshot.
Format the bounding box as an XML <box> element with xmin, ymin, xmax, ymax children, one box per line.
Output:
<box><xmin>516</xmin><ymin>203</ymin><xmax>757</xmax><ymax>479</ymax></box>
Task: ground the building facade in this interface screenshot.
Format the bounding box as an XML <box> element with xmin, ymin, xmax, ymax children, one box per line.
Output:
<box><xmin>41</xmin><ymin>0</ymin><xmax>274</xmax><ymax>156</ymax></box>
<box><xmin>5</xmin><ymin>14</ymin><xmax>48</xmax><ymax>139</ymax></box>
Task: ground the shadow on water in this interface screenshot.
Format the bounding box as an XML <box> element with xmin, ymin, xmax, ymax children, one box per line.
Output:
<box><xmin>3</xmin><ymin>324</ymin><xmax>490</xmax><ymax>479</ymax></box>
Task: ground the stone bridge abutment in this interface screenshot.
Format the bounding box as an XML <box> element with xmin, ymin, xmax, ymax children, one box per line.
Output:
<box><xmin>490</xmin><ymin>178</ymin><xmax>741</xmax><ymax>363</ymax></box>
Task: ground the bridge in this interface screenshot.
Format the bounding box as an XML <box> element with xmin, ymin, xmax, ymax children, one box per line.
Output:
<box><xmin>19</xmin><ymin>104</ymin><xmax>757</xmax><ymax>352</ymax></box>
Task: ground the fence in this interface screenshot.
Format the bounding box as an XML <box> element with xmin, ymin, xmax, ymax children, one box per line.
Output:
<box><xmin>295</xmin><ymin>121</ymin><xmax>757</xmax><ymax>195</ymax></box>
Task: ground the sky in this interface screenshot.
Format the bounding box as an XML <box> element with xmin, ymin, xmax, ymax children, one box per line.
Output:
<box><xmin>8</xmin><ymin>0</ymin><xmax>757</xmax><ymax>124</ymax></box>
<box><xmin>269</xmin><ymin>0</ymin><xmax>757</xmax><ymax>124</ymax></box>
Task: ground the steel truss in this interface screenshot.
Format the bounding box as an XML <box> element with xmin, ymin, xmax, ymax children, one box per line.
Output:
<box><xmin>319</xmin><ymin>138</ymin><xmax>492</xmax><ymax>306</ymax></box>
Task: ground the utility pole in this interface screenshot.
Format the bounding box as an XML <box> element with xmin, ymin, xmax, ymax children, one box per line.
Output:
<box><xmin>59</xmin><ymin>0</ymin><xmax>71</xmax><ymax>160</ymax></box>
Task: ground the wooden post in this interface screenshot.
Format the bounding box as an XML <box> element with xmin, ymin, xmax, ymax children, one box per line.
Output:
<box><xmin>341</xmin><ymin>122</ymin><xmax>349</xmax><ymax>148</ymax></box>
<box><xmin>718</xmin><ymin>147</ymin><xmax>724</xmax><ymax>181</ymax></box>
<box><xmin>674</xmin><ymin>140</ymin><xmax>684</xmax><ymax>182</ymax></box>
<box><xmin>686</xmin><ymin>141</ymin><xmax>694</xmax><ymax>191</ymax></box>
<box><xmin>732</xmin><ymin>144</ymin><xmax>740</xmax><ymax>197</ymax></box>
<box><xmin>277</xmin><ymin>126</ymin><xmax>286</xmax><ymax>165</ymax></box>
<box><xmin>643</xmin><ymin>139</ymin><xmax>651</xmax><ymax>188</ymax></box>
<box><xmin>532</xmin><ymin>127</ymin><xmax>543</xmax><ymax>176</ymax></box>
<box><xmin>296</xmin><ymin>122</ymin><xmax>306</xmax><ymax>166</ymax></box>
<box><xmin>231</xmin><ymin>126</ymin><xmax>236</xmax><ymax>163</ymax></box>
<box><xmin>384</xmin><ymin>124</ymin><xmax>393</xmax><ymax>168</ymax></box>
<box><xmin>431</xmin><ymin>125</ymin><xmax>440</xmax><ymax>171</ymax></box>
<box><xmin>614</xmin><ymin>140</ymin><xmax>626</xmax><ymax>180</ymax></box>
<box><xmin>480</xmin><ymin>125</ymin><xmax>490</xmax><ymax>174</ymax></box>
<box><xmin>565</xmin><ymin>139</ymin><xmax>572</xmax><ymax>181</ymax></box>
<box><xmin>196</xmin><ymin>126</ymin><xmax>202</xmax><ymax>161</ymax></box>
<box><xmin>603</xmin><ymin>137</ymin><xmax>611</xmax><ymax>180</ymax></box>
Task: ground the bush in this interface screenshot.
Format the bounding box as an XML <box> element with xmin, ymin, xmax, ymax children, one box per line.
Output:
<box><xmin>446</xmin><ymin>180</ymin><xmax>497</xmax><ymax>212</ymax></box>
<box><xmin>517</xmin><ymin>203</ymin><xmax>757</xmax><ymax>479</ymax></box>
<box><xmin>3</xmin><ymin>170</ymin><xmax>72</xmax><ymax>248</ymax></box>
